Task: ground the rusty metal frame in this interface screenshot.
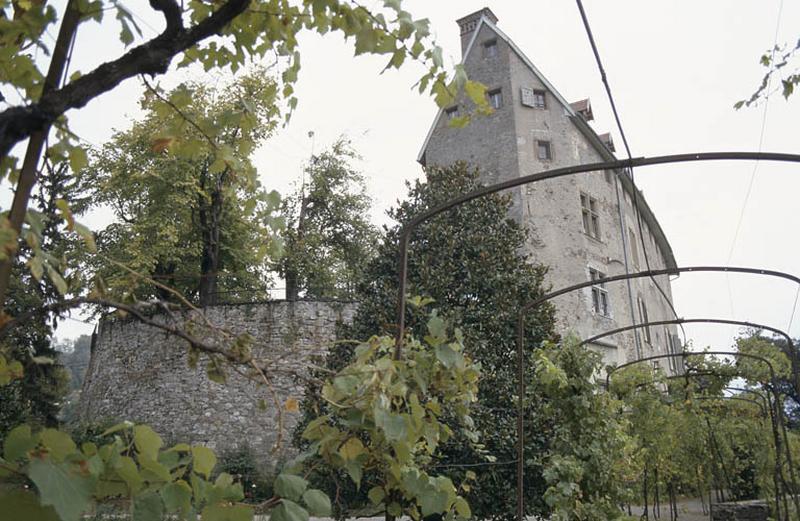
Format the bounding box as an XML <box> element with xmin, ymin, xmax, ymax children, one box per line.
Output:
<box><xmin>391</xmin><ymin>151</ymin><xmax>800</xmax><ymax>521</ymax></box>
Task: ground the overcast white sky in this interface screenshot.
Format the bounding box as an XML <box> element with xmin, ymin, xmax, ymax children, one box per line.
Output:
<box><xmin>32</xmin><ymin>1</ymin><xmax>800</xmax><ymax>352</ymax></box>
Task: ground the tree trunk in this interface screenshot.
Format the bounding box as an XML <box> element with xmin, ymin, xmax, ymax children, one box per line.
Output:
<box><xmin>198</xmin><ymin>171</ymin><xmax>224</xmax><ymax>307</ymax></box>
<box><xmin>284</xmin><ymin>191</ymin><xmax>309</xmax><ymax>301</ymax></box>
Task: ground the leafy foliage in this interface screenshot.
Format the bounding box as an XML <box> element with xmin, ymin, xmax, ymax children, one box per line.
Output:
<box><xmin>737</xmin><ymin>38</ymin><xmax>800</xmax><ymax>108</ymax></box>
<box><xmin>532</xmin><ymin>338</ymin><xmax>633</xmax><ymax>520</ymax></box>
<box><xmin>0</xmin><ymin>421</ymin><xmax>325</xmax><ymax>521</ymax></box>
<box><xmin>83</xmin><ymin>71</ymin><xmax>284</xmax><ymax>305</ymax></box>
<box><xmin>301</xmin><ymin>319</ymin><xmax>480</xmax><ymax>520</ymax></box>
<box><xmin>277</xmin><ymin>138</ymin><xmax>379</xmax><ymax>300</ymax></box>
<box><xmin>299</xmin><ymin>162</ymin><xmax>557</xmax><ymax>520</ymax></box>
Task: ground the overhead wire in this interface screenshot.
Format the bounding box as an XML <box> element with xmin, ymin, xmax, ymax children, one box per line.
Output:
<box><xmin>725</xmin><ymin>0</ymin><xmax>785</xmax><ymax>322</ymax></box>
<box><xmin>573</xmin><ymin>0</ymin><xmax>688</xmax><ymax>349</ymax></box>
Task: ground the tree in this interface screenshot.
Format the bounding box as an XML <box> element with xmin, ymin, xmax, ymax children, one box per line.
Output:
<box><xmin>84</xmin><ymin>71</ymin><xmax>283</xmax><ymax>305</ymax></box>
<box><xmin>0</xmin><ymin>159</ymin><xmax>88</xmax><ymax>438</ymax></box>
<box><xmin>300</xmin><ymin>162</ymin><xmax>558</xmax><ymax>520</ymax></box>
<box><xmin>278</xmin><ymin>139</ymin><xmax>379</xmax><ymax>300</ymax></box>
<box><xmin>0</xmin><ymin>0</ymin><xmax>488</xmax><ymax>311</ymax></box>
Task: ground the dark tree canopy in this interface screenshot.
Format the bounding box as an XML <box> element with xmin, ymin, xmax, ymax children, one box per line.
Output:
<box><xmin>300</xmin><ymin>162</ymin><xmax>558</xmax><ymax>520</ymax></box>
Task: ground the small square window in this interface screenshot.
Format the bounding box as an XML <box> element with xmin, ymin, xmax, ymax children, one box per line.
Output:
<box><xmin>445</xmin><ymin>106</ymin><xmax>458</xmax><ymax>120</ymax></box>
<box><xmin>532</xmin><ymin>90</ymin><xmax>546</xmax><ymax>109</ymax></box>
<box><xmin>581</xmin><ymin>192</ymin><xmax>600</xmax><ymax>239</ymax></box>
<box><xmin>483</xmin><ymin>39</ymin><xmax>498</xmax><ymax>58</ymax></box>
<box><xmin>537</xmin><ymin>140</ymin><xmax>552</xmax><ymax>160</ymax></box>
<box><xmin>488</xmin><ymin>89</ymin><xmax>503</xmax><ymax>109</ymax></box>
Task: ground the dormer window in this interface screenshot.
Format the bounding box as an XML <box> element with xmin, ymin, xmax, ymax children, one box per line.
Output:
<box><xmin>483</xmin><ymin>39</ymin><xmax>498</xmax><ymax>58</ymax></box>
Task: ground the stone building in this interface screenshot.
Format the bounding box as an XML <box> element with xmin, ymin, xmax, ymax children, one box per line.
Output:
<box><xmin>419</xmin><ymin>8</ymin><xmax>682</xmax><ymax>371</ymax></box>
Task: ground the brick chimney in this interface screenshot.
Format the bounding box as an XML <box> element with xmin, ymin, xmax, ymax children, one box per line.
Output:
<box><xmin>456</xmin><ymin>7</ymin><xmax>499</xmax><ymax>57</ymax></box>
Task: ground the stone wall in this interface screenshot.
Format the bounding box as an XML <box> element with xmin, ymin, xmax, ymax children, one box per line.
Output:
<box><xmin>77</xmin><ymin>301</ymin><xmax>357</xmax><ymax>468</ymax></box>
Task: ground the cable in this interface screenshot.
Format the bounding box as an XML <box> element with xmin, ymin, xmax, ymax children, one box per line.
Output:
<box><xmin>574</xmin><ymin>0</ymin><xmax>687</xmax><ymax>349</ymax></box>
<box><xmin>725</xmin><ymin>0</ymin><xmax>784</xmax><ymax>324</ymax></box>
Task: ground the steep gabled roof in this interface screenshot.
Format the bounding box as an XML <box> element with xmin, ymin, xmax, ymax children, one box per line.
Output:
<box><xmin>416</xmin><ymin>13</ymin><xmax>677</xmax><ymax>270</ymax></box>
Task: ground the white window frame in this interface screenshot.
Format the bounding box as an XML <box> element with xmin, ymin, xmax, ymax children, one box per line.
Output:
<box><xmin>488</xmin><ymin>88</ymin><xmax>503</xmax><ymax>109</ymax></box>
<box><xmin>589</xmin><ymin>268</ymin><xmax>610</xmax><ymax>317</ymax></box>
<box><xmin>580</xmin><ymin>192</ymin><xmax>600</xmax><ymax>239</ymax></box>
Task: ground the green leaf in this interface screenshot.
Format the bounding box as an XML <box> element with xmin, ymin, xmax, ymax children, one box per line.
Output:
<box><xmin>270</xmin><ymin>499</ymin><xmax>309</xmax><ymax>521</ymax></box>
<box><xmin>0</xmin><ymin>489</ymin><xmax>59</xmax><ymax>521</ymax></box>
<box><xmin>367</xmin><ymin>486</ymin><xmax>385</xmax><ymax>505</ymax></box>
<box><xmin>426</xmin><ymin>313</ymin><xmax>446</xmax><ymax>340</ymax></box>
<box><xmin>161</xmin><ymin>480</ymin><xmax>192</xmax><ymax>514</ymax></box>
<box><xmin>115</xmin><ymin>455</ymin><xmax>144</xmax><ymax>493</ymax></box>
<box><xmin>68</xmin><ymin>146</ymin><xmax>88</xmax><ymax>173</ymax></box>
<box><xmin>302</xmin><ymin>489</ymin><xmax>331</xmax><ymax>516</ymax></box>
<box><xmin>28</xmin><ymin>458</ymin><xmax>92</xmax><ymax>521</ymax></box>
<box><xmin>191</xmin><ymin>445</ymin><xmax>217</xmax><ymax>478</ymax></box>
<box><xmin>39</xmin><ymin>429</ymin><xmax>77</xmax><ymax>461</ymax></box>
<box><xmin>435</xmin><ymin>344</ymin><xmax>462</xmax><ymax>370</ymax></box>
<box><xmin>454</xmin><ymin>496</ymin><xmax>471</xmax><ymax>518</ymax></box>
<box><xmin>201</xmin><ymin>503</ymin><xmax>253</xmax><ymax>521</ymax></box>
<box><xmin>133</xmin><ymin>491</ymin><xmax>164</xmax><ymax>521</ymax></box>
<box><xmin>133</xmin><ymin>424</ymin><xmax>163</xmax><ymax>461</ymax></box>
<box><xmin>274</xmin><ymin>473</ymin><xmax>307</xmax><ymax>501</ymax></box>
<box><xmin>338</xmin><ymin>437</ymin><xmax>365</xmax><ymax>461</ymax></box>
<box><xmin>4</xmin><ymin>424</ymin><xmax>37</xmax><ymax>461</ymax></box>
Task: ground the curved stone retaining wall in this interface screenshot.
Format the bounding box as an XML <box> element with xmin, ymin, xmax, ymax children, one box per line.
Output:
<box><xmin>77</xmin><ymin>301</ymin><xmax>356</xmax><ymax>467</ymax></box>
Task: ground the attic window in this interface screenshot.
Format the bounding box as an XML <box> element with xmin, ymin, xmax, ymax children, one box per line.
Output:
<box><xmin>521</xmin><ymin>88</ymin><xmax>547</xmax><ymax>109</ymax></box>
<box><xmin>533</xmin><ymin>90</ymin><xmax>546</xmax><ymax>108</ymax></box>
<box><xmin>483</xmin><ymin>39</ymin><xmax>498</xmax><ymax>58</ymax></box>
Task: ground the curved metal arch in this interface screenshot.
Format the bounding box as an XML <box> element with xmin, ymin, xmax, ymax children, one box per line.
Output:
<box><xmin>394</xmin><ymin>151</ymin><xmax>800</xmax><ymax>352</ymax></box>
<box><xmin>582</xmin><ymin>317</ymin><xmax>793</xmax><ymax>353</ymax></box>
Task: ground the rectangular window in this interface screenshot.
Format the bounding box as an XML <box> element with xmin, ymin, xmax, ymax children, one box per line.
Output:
<box><xmin>589</xmin><ymin>268</ymin><xmax>610</xmax><ymax>316</ymax></box>
<box><xmin>666</xmin><ymin>330</ymin><xmax>676</xmax><ymax>372</ymax></box>
<box><xmin>604</xmin><ymin>170</ymin><xmax>613</xmax><ymax>183</ymax></box>
<box><xmin>580</xmin><ymin>193</ymin><xmax>600</xmax><ymax>239</ymax></box>
<box><xmin>629</xmin><ymin>228</ymin><xmax>640</xmax><ymax>267</ymax></box>
<box><xmin>483</xmin><ymin>39</ymin><xmax>498</xmax><ymax>58</ymax></box>
<box><xmin>488</xmin><ymin>89</ymin><xmax>503</xmax><ymax>109</ymax></box>
<box><xmin>537</xmin><ymin>140</ymin><xmax>552</xmax><ymax>160</ymax></box>
<box><xmin>533</xmin><ymin>89</ymin><xmax>546</xmax><ymax>108</ymax></box>
<box><xmin>445</xmin><ymin>106</ymin><xmax>458</xmax><ymax>120</ymax></box>
<box><xmin>638</xmin><ymin>297</ymin><xmax>651</xmax><ymax>343</ymax></box>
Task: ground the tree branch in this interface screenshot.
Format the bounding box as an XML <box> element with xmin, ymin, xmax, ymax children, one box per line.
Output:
<box><xmin>0</xmin><ymin>0</ymin><xmax>252</xmax><ymax>159</ymax></box>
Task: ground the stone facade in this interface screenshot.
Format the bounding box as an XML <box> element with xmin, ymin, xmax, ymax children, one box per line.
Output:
<box><xmin>419</xmin><ymin>8</ymin><xmax>682</xmax><ymax>371</ymax></box>
<box><xmin>78</xmin><ymin>301</ymin><xmax>356</xmax><ymax>467</ymax></box>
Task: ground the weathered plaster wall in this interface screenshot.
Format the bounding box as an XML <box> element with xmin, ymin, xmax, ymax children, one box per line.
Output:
<box><xmin>78</xmin><ymin>301</ymin><xmax>356</xmax><ymax>467</ymax></box>
<box><xmin>422</xmin><ymin>14</ymin><xmax>681</xmax><ymax>370</ymax></box>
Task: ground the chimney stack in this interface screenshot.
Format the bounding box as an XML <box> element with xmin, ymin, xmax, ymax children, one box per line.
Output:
<box><xmin>456</xmin><ymin>7</ymin><xmax>499</xmax><ymax>57</ymax></box>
